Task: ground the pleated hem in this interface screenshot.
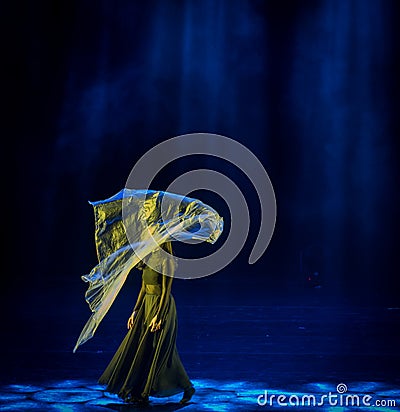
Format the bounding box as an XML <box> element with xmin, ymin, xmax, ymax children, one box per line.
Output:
<box><xmin>97</xmin><ymin>293</ymin><xmax>193</xmax><ymax>402</ymax></box>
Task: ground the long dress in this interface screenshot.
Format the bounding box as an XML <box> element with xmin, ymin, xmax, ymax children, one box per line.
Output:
<box><xmin>98</xmin><ymin>265</ymin><xmax>193</xmax><ymax>401</ymax></box>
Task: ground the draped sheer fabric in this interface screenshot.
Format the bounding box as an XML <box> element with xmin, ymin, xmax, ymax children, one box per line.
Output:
<box><xmin>73</xmin><ymin>189</ymin><xmax>223</xmax><ymax>353</ymax></box>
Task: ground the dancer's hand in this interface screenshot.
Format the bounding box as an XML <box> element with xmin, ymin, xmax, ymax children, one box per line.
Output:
<box><xmin>149</xmin><ymin>315</ymin><xmax>162</xmax><ymax>332</ymax></box>
<box><xmin>127</xmin><ymin>311</ymin><xmax>137</xmax><ymax>329</ymax></box>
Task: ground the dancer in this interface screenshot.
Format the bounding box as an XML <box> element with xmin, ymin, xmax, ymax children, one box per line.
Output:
<box><xmin>98</xmin><ymin>241</ymin><xmax>195</xmax><ymax>404</ymax></box>
<box><xmin>74</xmin><ymin>189</ymin><xmax>223</xmax><ymax>404</ymax></box>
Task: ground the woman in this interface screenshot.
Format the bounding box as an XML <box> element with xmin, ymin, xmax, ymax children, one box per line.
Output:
<box><xmin>98</xmin><ymin>241</ymin><xmax>195</xmax><ymax>405</ymax></box>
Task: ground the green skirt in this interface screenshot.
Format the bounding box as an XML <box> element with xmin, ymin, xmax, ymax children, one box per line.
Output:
<box><xmin>98</xmin><ymin>292</ymin><xmax>193</xmax><ymax>401</ymax></box>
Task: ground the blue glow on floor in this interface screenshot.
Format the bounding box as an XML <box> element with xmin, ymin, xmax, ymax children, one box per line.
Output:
<box><xmin>0</xmin><ymin>400</ymin><xmax>45</xmax><ymax>411</ymax></box>
<box><xmin>0</xmin><ymin>379</ymin><xmax>398</xmax><ymax>411</ymax></box>
<box><xmin>0</xmin><ymin>392</ymin><xmax>27</xmax><ymax>401</ymax></box>
<box><xmin>4</xmin><ymin>384</ymin><xmax>43</xmax><ymax>393</ymax></box>
<box><xmin>32</xmin><ymin>388</ymin><xmax>103</xmax><ymax>403</ymax></box>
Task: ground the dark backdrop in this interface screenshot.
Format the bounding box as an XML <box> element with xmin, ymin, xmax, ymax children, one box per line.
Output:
<box><xmin>3</xmin><ymin>0</ymin><xmax>400</xmax><ymax>328</ymax></box>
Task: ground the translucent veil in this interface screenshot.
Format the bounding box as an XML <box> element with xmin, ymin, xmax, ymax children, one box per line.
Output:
<box><xmin>73</xmin><ymin>189</ymin><xmax>223</xmax><ymax>353</ymax></box>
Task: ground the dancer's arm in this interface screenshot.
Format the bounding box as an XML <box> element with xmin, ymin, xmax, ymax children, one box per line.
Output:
<box><xmin>156</xmin><ymin>273</ymin><xmax>173</xmax><ymax>322</ymax></box>
<box><xmin>132</xmin><ymin>261</ymin><xmax>146</xmax><ymax>312</ymax></box>
<box><xmin>128</xmin><ymin>279</ymin><xmax>145</xmax><ymax>329</ymax></box>
<box><xmin>150</xmin><ymin>246</ymin><xmax>175</xmax><ymax>332</ymax></box>
<box><xmin>133</xmin><ymin>280</ymin><xmax>146</xmax><ymax>312</ymax></box>
<box><xmin>149</xmin><ymin>275</ymin><xmax>172</xmax><ymax>332</ymax></box>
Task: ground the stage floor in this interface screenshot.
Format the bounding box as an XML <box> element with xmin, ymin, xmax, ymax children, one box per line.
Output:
<box><xmin>1</xmin><ymin>286</ymin><xmax>399</xmax><ymax>411</ymax></box>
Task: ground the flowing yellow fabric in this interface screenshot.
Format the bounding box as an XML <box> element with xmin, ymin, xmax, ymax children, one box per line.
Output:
<box><xmin>73</xmin><ymin>189</ymin><xmax>223</xmax><ymax>353</ymax></box>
